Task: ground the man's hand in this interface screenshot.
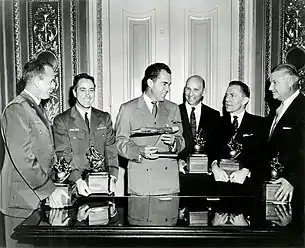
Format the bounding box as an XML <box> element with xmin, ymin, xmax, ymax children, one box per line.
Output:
<box><xmin>229</xmin><ymin>168</ymin><xmax>250</xmax><ymax>184</ymax></box>
<box><xmin>77</xmin><ymin>204</ymin><xmax>90</xmax><ymax>222</ymax></box>
<box><xmin>212</xmin><ymin>162</ymin><xmax>229</xmax><ymax>182</ymax></box>
<box><xmin>272</xmin><ymin>203</ymin><xmax>292</xmax><ymax>226</ymax></box>
<box><xmin>48</xmin><ymin>188</ymin><xmax>70</xmax><ymax>209</ymax></box>
<box><xmin>161</xmin><ymin>134</ymin><xmax>176</xmax><ymax>147</ymax></box>
<box><xmin>211</xmin><ymin>212</ymin><xmax>229</xmax><ymax>226</ymax></box>
<box><xmin>139</xmin><ymin>145</ymin><xmax>159</xmax><ymax>159</ymax></box>
<box><xmin>229</xmin><ymin>214</ymin><xmax>249</xmax><ymax>226</ymax></box>
<box><xmin>49</xmin><ymin>208</ymin><xmax>70</xmax><ymax>226</ymax></box>
<box><xmin>109</xmin><ymin>176</ymin><xmax>116</xmax><ymax>195</ymax></box>
<box><xmin>178</xmin><ymin>159</ymin><xmax>187</xmax><ymax>174</ymax></box>
<box><xmin>273</xmin><ymin>177</ymin><xmax>294</xmax><ymax>202</ymax></box>
<box><xmin>76</xmin><ymin>178</ymin><xmax>91</xmax><ymax>197</ymax></box>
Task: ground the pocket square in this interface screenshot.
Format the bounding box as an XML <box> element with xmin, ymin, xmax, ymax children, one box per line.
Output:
<box><xmin>69</xmin><ymin>128</ymin><xmax>80</xmax><ymax>132</ymax></box>
<box><xmin>243</xmin><ymin>133</ymin><xmax>254</xmax><ymax>137</ymax></box>
<box><xmin>283</xmin><ymin>126</ymin><xmax>292</xmax><ymax>130</ymax></box>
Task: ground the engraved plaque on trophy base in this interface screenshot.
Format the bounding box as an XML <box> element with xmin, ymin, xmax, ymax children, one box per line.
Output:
<box><xmin>189</xmin><ymin>211</ymin><xmax>208</xmax><ymax>226</ymax></box>
<box><xmin>85</xmin><ymin>172</ymin><xmax>109</xmax><ymax>194</ymax></box>
<box><xmin>219</xmin><ymin>159</ymin><xmax>239</xmax><ymax>175</ymax></box>
<box><xmin>265</xmin><ymin>203</ymin><xmax>280</xmax><ymax>221</ymax></box>
<box><xmin>264</xmin><ymin>182</ymin><xmax>281</xmax><ymax>202</ymax></box>
<box><xmin>186</xmin><ymin>154</ymin><xmax>208</xmax><ymax>173</ymax></box>
<box><xmin>88</xmin><ymin>206</ymin><xmax>110</xmax><ymax>225</ymax></box>
<box><xmin>46</xmin><ymin>183</ymin><xmax>76</xmax><ymax>207</ymax></box>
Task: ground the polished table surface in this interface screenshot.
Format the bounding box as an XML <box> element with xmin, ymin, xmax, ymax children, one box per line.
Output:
<box><xmin>2</xmin><ymin>194</ymin><xmax>303</xmax><ymax>247</ymax></box>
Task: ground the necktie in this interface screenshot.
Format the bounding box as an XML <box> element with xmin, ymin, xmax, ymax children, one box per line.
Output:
<box><xmin>152</xmin><ymin>101</ymin><xmax>158</xmax><ymax>119</ymax></box>
<box><xmin>232</xmin><ymin>115</ymin><xmax>238</xmax><ymax>133</ymax></box>
<box><xmin>269</xmin><ymin>103</ymin><xmax>283</xmax><ymax>138</ymax></box>
<box><xmin>190</xmin><ymin>107</ymin><xmax>196</xmax><ymax>137</ymax></box>
<box><xmin>85</xmin><ymin>112</ymin><xmax>90</xmax><ymax>132</ymax></box>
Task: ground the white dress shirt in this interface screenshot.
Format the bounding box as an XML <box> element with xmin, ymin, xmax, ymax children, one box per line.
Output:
<box><xmin>76</xmin><ymin>104</ymin><xmax>92</xmax><ymax>124</ymax></box>
<box><xmin>269</xmin><ymin>89</ymin><xmax>300</xmax><ymax>137</ymax></box>
<box><xmin>230</xmin><ymin>110</ymin><xmax>245</xmax><ymax>128</ymax></box>
<box><xmin>143</xmin><ymin>93</ymin><xmax>159</xmax><ymax>114</ymax></box>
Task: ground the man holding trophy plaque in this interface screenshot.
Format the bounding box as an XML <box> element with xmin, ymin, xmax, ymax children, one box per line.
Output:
<box><xmin>209</xmin><ymin>81</ymin><xmax>267</xmax><ymax>196</ymax></box>
<box><xmin>53</xmin><ymin>73</ymin><xmax>119</xmax><ymax>197</ymax></box>
<box><xmin>266</xmin><ymin>64</ymin><xmax>305</xmax><ymax>203</ymax></box>
<box><xmin>178</xmin><ymin>75</ymin><xmax>220</xmax><ymax>195</ymax></box>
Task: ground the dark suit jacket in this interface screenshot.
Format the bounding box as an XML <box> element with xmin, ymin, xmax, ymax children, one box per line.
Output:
<box><xmin>53</xmin><ymin>106</ymin><xmax>119</xmax><ymax>182</ymax></box>
<box><xmin>210</xmin><ymin>112</ymin><xmax>267</xmax><ymax>181</ymax></box>
<box><xmin>115</xmin><ymin>94</ymin><xmax>185</xmax><ymax>195</ymax></box>
<box><xmin>0</xmin><ymin>91</ymin><xmax>56</xmax><ymax>216</ymax></box>
<box><xmin>178</xmin><ymin>103</ymin><xmax>220</xmax><ymax>160</ymax></box>
<box><xmin>267</xmin><ymin>93</ymin><xmax>305</xmax><ymax>199</ymax></box>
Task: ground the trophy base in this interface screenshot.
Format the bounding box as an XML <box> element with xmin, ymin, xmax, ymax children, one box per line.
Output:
<box><xmin>87</xmin><ymin>206</ymin><xmax>110</xmax><ymax>225</ymax></box>
<box><xmin>265</xmin><ymin>203</ymin><xmax>280</xmax><ymax>221</ymax></box>
<box><xmin>186</xmin><ymin>154</ymin><xmax>208</xmax><ymax>174</ymax></box>
<box><xmin>264</xmin><ymin>182</ymin><xmax>281</xmax><ymax>202</ymax></box>
<box><xmin>45</xmin><ymin>183</ymin><xmax>76</xmax><ymax>207</ymax></box>
<box><xmin>85</xmin><ymin>172</ymin><xmax>109</xmax><ymax>194</ymax></box>
<box><xmin>189</xmin><ymin>211</ymin><xmax>208</xmax><ymax>226</ymax></box>
<box><xmin>219</xmin><ymin>159</ymin><xmax>239</xmax><ymax>175</ymax></box>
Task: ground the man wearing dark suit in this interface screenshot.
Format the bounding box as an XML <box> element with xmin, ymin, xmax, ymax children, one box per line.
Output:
<box><xmin>178</xmin><ymin>75</ymin><xmax>220</xmax><ymax>195</ymax></box>
<box><xmin>0</xmin><ymin>59</ymin><xmax>68</xmax><ymax>247</ymax></box>
<box><xmin>267</xmin><ymin>64</ymin><xmax>305</xmax><ymax>202</ymax></box>
<box><xmin>53</xmin><ymin>73</ymin><xmax>119</xmax><ymax>196</ymax></box>
<box><xmin>210</xmin><ymin>81</ymin><xmax>267</xmax><ymax>196</ymax></box>
<box><xmin>115</xmin><ymin>63</ymin><xmax>185</xmax><ymax>196</ymax></box>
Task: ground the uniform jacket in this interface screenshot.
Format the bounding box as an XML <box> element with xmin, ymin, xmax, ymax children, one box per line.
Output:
<box><xmin>52</xmin><ymin>106</ymin><xmax>119</xmax><ymax>182</ymax></box>
<box><xmin>115</xmin><ymin>94</ymin><xmax>185</xmax><ymax>195</ymax></box>
<box><xmin>0</xmin><ymin>91</ymin><xmax>56</xmax><ymax>216</ymax></box>
<box><xmin>178</xmin><ymin>103</ymin><xmax>220</xmax><ymax>160</ymax></box>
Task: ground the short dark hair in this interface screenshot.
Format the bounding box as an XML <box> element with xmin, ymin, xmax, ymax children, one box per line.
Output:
<box><xmin>228</xmin><ymin>80</ymin><xmax>250</xmax><ymax>98</ymax></box>
<box><xmin>73</xmin><ymin>73</ymin><xmax>95</xmax><ymax>90</ymax></box>
<box><xmin>22</xmin><ymin>59</ymin><xmax>53</xmax><ymax>83</ymax></box>
<box><xmin>141</xmin><ymin>63</ymin><xmax>171</xmax><ymax>93</ymax></box>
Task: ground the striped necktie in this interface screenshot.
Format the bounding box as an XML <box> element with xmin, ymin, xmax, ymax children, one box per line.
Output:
<box><xmin>190</xmin><ymin>107</ymin><xmax>196</xmax><ymax>137</ymax></box>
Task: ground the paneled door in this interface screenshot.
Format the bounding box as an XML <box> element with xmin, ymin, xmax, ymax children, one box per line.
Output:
<box><xmin>107</xmin><ymin>0</ymin><xmax>170</xmax><ymax>120</ymax></box>
<box><xmin>106</xmin><ymin>0</ymin><xmax>238</xmax><ymax>119</ymax></box>
<box><xmin>169</xmin><ymin>0</ymin><xmax>238</xmax><ymax>111</ymax></box>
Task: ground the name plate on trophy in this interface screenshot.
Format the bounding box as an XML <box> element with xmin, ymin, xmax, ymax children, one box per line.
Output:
<box><xmin>85</xmin><ymin>145</ymin><xmax>110</xmax><ymax>194</ymax></box>
<box><xmin>265</xmin><ymin>203</ymin><xmax>280</xmax><ymax>221</ymax></box>
<box><xmin>187</xmin><ymin>154</ymin><xmax>208</xmax><ymax>173</ymax></box>
<box><xmin>53</xmin><ymin>182</ymin><xmax>76</xmax><ymax>207</ymax></box>
<box><xmin>264</xmin><ymin>183</ymin><xmax>281</xmax><ymax>202</ymax></box>
<box><xmin>85</xmin><ymin>172</ymin><xmax>109</xmax><ymax>194</ymax></box>
<box><xmin>219</xmin><ymin>159</ymin><xmax>239</xmax><ymax>175</ymax></box>
<box><xmin>189</xmin><ymin>211</ymin><xmax>208</xmax><ymax>226</ymax></box>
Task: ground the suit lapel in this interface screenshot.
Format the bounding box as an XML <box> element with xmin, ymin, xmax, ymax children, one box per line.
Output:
<box><xmin>157</xmin><ymin>101</ymin><xmax>170</xmax><ymax>125</ymax></box>
<box><xmin>136</xmin><ymin>95</ymin><xmax>152</xmax><ymax>119</ymax></box>
<box><xmin>90</xmin><ymin>108</ymin><xmax>103</xmax><ymax>134</ymax></box>
<box><xmin>180</xmin><ymin>103</ymin><xmax>193</xmax><ymax>142</ymax></box>
<box><xmin>270</xmin><ymin>93</ymin><xmax>302</xmax><ymax>140</ymax></box>
<box><xmin>70</xmin><ymin>106</ymin><xmax>89</xmax><ymax>132</ymax></box>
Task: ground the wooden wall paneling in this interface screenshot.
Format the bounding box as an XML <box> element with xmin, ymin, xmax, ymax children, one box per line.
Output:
<box><xmin>124</xmin><ymin>14</ymin><xmax>152</xmax><ymax>100</ymax></box>
<box><xmin>186</xmin><ymin>10</ymin><xmax>214</xmax><ymax>107</ymax></box>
